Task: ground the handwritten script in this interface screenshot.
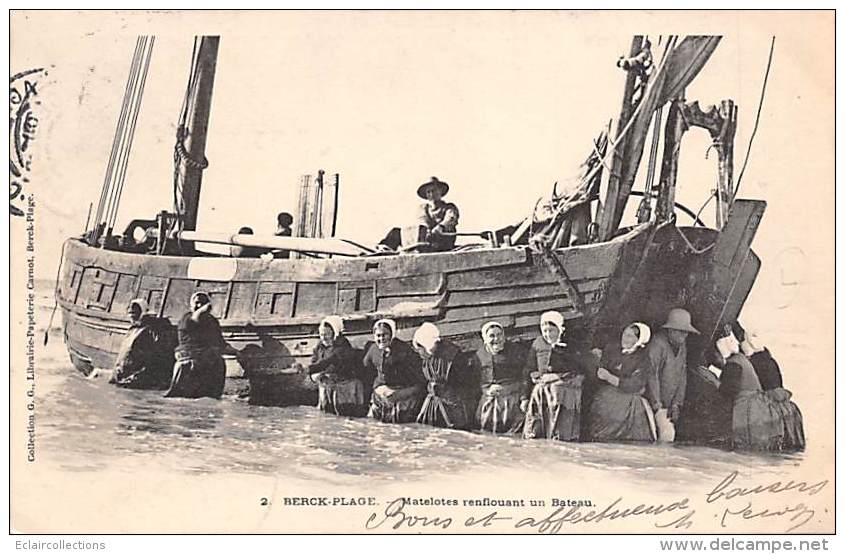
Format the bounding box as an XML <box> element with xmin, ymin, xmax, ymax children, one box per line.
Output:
<box><xmin>362</xmin><ymin>470</ymin><xmax>828</xmax><ymax>533</ymax></box>
<box><xmin>365</xmin><ymin>495</ymin><xmax>694</xmax><ymax>534</ymax></box>
<box><xmin>10</xmin><ymin>67</ymin><xmax>46</xmax><ymax>217</ymax></box>
<box><xmin>706</xmin><ymin>470</ymin><xmax>827</xmax><ymax>533</ymax></box>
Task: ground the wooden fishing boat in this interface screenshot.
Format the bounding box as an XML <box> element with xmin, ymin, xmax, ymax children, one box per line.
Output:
<box><xmin>57</xmin><ymin>34</ymin><xmax>766</xmax><ymax>407</ymax></box>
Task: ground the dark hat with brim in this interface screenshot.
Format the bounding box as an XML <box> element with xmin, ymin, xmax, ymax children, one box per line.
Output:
<box><xmin>662</xmin><ymin>308</ymin><xmax>700</xmax><ymax>334</ymax></box>
<box><xmin>417</xmin><ymin>177</ymin><xmax>449</xmax><ymax>199</ymax></box>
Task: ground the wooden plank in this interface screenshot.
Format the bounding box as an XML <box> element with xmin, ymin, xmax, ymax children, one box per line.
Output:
<box><xmin>109</xmin><ymin>273</ymin><xmax>138</xmax><ymax>314</ymax></box>
<box><xmin>554</xmin><ymin>242</ymin><xmax>623</xmax><ymax>279</ymax></box>
<box><xmin>378</xmin><ymin>274</ymin><xmax>444</xmax><ymax>296</ymax></box>
<box><xmin>712</xmin><ymin>200</ymin><xmax>766</xmax><ymax>269</ymax></box>
<box><xmin>292</xmin><ymin>282</ymin><xmax>337</xmax><ymax>317</ymax></box>
<box><xmin>62</xmin><ymin>236</ymin><xmax>530</xmax><ymax>283</ymax></box>
<box><xmin>448</xmin><ymin>246</ymin><xmax>620</xmax><ymax>291</ymax></box>
<box><xmin>161</xmin><ymin>278</ymin><xmax>195</xmax><ymax>318</ymax></box>
<box><xmin>257</xmin><ymin>281</ymin><xmax>296</xmax><ymax>294</ymax></box>
<box><xmin>320</xmin><ymin>173</ymin><xmax>339</xmax><ymax>238</ymax></box>
<box><xmin>295</xmin><ymin>174</ymin><xmax>312</xmax><ymax>238</ymax></box>
<box><xmin>693</xmin><ymin>200</ymin><xmax>766</xmax><ymax>340</ymax></box>
<box><xmin>448</xmin><ymin>265</ymin><xmax>554</xmax><ymax>290</ymax></box>
<box><xmin>444</xmin><ymin>297</ymin><xmax>572</xmax><ymax>323</ymax></box>
<box><xmin>656</xmin><ymin>99</ymin><xmax>686</xmax><ymax>222</ymax></box>
<box><xmin>377</xmin><ymin>294</ymin><xmax>444</xmax><ymax>311</ymax></box>
<box><xmin>446</xmin><ymin>281</ymin><xmax>605</xmax><ymax>308</ymax></box>
<box><xmin>719</xmin><ymin>250</ymin><xmax>760</xmax><ymax>331</ymax></box>
<box><xmin>227</xmin><ymin>281</ymin><xmax>257</xmax><ymax>320</ymax></box>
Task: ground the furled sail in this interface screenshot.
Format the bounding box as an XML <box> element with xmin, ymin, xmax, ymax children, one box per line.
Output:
<box><xmin>528</xmin><ymin>131</ymin><xmax>607</xmax><ymax>250</ymax></box>
<box><xmin>600</xmin><ymin>35</ymin><xmax>721</xmax><ymax>239</ymax></box>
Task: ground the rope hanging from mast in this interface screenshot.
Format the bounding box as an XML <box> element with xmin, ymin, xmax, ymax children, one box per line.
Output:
<box><xmin>89</xmin><ymin>35</ymin><xmax>154</xmax><ymax>246</ymax></box>
<box><xmin>172</xmin><ymin>37</ymin><xmax>210</xmax><ymax>233</ymax></box>
<box><xmin>733</xmin><ymin>36</ymin><xmax>775</xmax><ymax>199</ymax></box>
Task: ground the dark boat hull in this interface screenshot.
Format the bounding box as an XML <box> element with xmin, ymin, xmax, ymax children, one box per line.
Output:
<box><xmin>58</xmin><ymin>201</ymin><xmax>764</xmax><ymax>407</ymax></box>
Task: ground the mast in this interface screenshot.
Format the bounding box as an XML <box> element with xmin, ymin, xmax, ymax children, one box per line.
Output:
<box><xmin>177</xmin><ymin>36</ymin><xmax>219</xmax><ymax>234</ymax></box>
<box><xmin>596</xmin><ymin>36</ymin><xmax>645</xmax><ymax>242</ymax></box>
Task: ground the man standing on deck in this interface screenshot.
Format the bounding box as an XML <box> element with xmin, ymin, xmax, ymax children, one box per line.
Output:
<box><xmin>377</xmin><ymin>176</ymin><xmax>460</xmax><ymax>252</ymax></box>
<box><xmin>416</xmin><ymin>176</ymin><xmax>460</xmax><ymax>252</ymax></box>
<box><xmin>647</xmin><ymin>308</ymin><xmax>700</xmax><ymax>442</ymax></box>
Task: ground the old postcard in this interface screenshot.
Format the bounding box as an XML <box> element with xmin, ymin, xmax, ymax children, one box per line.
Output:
<box><xmin>9</xmin><ymin>10</ymin><xmax>835</xmax><ymax>534</ymax></box>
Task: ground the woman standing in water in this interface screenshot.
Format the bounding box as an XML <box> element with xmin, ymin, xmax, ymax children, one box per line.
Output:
<box><xmin>587</xmin><ymin>322</ymin><xmax>657</xmax><ymax>443</ymax></box>
<box><xmin>469</xmin><ymin>321</ymin><xmax>528</xmax><ymax>434</ymax></box>
<box><xmin>715</xmin><ymin>325</ymin><xmax>783</xmax><ymax>451</ymax></box>
<box><xmin>165</xmin><ymin>292</ymin><xmax>227</xmax><ymax>399</ymax></box>
<box><xmin>735</xmin><ymin>324</ymin><xmax>805</xmax><ymax>451</ymax></box>
<box><xmin>110</xmin><ymin>299</ymin><xmax>175</xmax><ymax>390</ymax></box>
<box><xmin>413</xmin><ymin>322</ymin><xmax>470</xmax><ymax>430</ymax></box>
<box><xmin>307</xmin><ymin>315</ymin><xmax>367</xmax><ymax>417</ymax></box>
<box><xmin>364</xmin><ymin>319</ymin><xmax>426</xmax><ymax>423</ymax></box>
<box><xmin>523</xmin><ymin>311</ymin><xmax>586</xmax><ymax>441</ymax></box>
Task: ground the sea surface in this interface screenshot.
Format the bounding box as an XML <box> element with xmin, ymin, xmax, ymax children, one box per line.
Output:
<box><xmin>30</xmin><ymin>280</ymin><xmax>809</xmax><ymax>494</ymax></box>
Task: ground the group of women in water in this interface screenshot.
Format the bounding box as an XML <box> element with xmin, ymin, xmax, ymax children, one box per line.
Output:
<box><xmin>295</xmin><ymin>307</ymin><xmax>804</xmax><ymax>452</ymax></box>
<box><xmin>110</xmin><ymin>292</ymin><xmax>805</xmax><ymax>453</ymax></box>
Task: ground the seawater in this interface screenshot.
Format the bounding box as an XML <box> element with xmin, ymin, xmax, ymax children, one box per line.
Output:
<box><xmin>32</xmin><ymin>282</ymin><xmax>804</xmax><ymax>491</ymax></box>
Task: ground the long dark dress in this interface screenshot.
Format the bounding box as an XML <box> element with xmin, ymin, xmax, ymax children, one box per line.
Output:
<box><xmin>364</xmin><ymin>339</ymin><xmax>426</xmax><ymax>423</ymax></box>
<box><xmin>469</xmin><ymin>342</ymin><xmax>528</xmax><ymax>434</ymax></box>
<box><xmin>523</xmin><ymin>337</ymin><xmax>585</xmax><ymax>441</ymax></box>
<box><xmin>110</xmin><ymin>315</ymin><xmax>175</xmax><ymax>390</ymax></box>
<box><xmin>416</xmin><ymin>340</ymin><xmax>470</xmax><ymax>429</ymax></box>
<box><xmin>165</xmin><ymin>311</ymin><xmax>227</xmax><ymax>399</ymax></box>
<box><xmin>587</xmin><ymin>347</ymin><xmax>657</xmax><ymax>443</ymax></box>
<box><xmin>749</xmin><ymin>348</ymin><xmax>805</xmax><ymax>451</ymax></box>
<box><xmin>719</xmin><ymin>353</ymin><xmax>783</xmax><ymax>451</ymax></box>
<box><xmin>308</xmin><ymin>335</ymin><xmax>367</xmax><ymax>417</ymax></box>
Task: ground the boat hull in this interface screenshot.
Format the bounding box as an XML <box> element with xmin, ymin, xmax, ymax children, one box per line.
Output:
<box><xmin>58</xmin><ymin>202</ymin><xmax>763</xmax><ymax>408</ymax></box>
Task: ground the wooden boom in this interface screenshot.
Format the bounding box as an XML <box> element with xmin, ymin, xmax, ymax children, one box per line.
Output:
<box><xmin>177</xmin><ymin>230</ymin><xmax>374</xmax><ymax>257</ymax></box>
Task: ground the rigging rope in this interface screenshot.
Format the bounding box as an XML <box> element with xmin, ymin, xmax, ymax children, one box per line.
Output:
<box><xmin>102</xmin><ymin>38</ymin><xmax>143</xmax><ymax>233</ymax></box>
<box><xmin>548</xmin><ymin>35</ymin><xmax>676</xmax><ymax>226</ymax></box>
<box><xmin>171</xmin><ymin>37</ymin><xmax>208</xmax><ymax>235</ymax></box>
<box><xmin>733</xmin><ymin>36</ymin><xmax>775</xmax><ymax>199</ymax></box>
<box><xmin>91</xmin><ymin>36</ymin><xmax>154</xmax><ymax>243</ymax></box>
<box><xmin>674</xmin><ymin>225</ymin><xmax>716</xmax><ymax>255</ymax></box>
<box><xmin>108</xmin><ymin>36</ymin><xmax>154</xmax><ymax>231</ymax></box>
<box><xmin>637</xmin><ymin>105</ymin><xmax>663</xmax><ymax>223</ymax></box>
<box><xmin>92</xmin><ymin>38</ymin><xmax>143</xmax><ymax>241</ymax></box>
<box><xmin>103</xmin><ymin>36</ymin><xmax>147</xmax><ymax>233</ymax></box>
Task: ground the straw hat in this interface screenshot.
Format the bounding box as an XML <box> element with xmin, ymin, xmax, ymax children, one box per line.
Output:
<box><xmin>417</xmin><ymin>176</ymin><xmax>450</xmax><ymax>199</ymax></box>
<box><xmin>661</xmin><ymin>308</ymin><xmax>700</xmax><ymax>335</ymax></box>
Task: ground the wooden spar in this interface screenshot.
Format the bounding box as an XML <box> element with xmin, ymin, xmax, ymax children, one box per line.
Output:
<box><xmin>656</xmin><ymin>97</ymin><xmax>687</xmax><ymax>222</ymax></box>
<box><xmin>676</xmin><ymin>99</ymin><xmax>737</xmax><ymax>228</ymax></box>
<box><xmin>293</xmin><ymin>175</ymin><xmax>311</xmax><ymax>237</ymax></box>
<box><xmin>313</xmin><ymin>170</ymin><xmax>324</xmax><ymax>238</ymax></box>
<box><xmin>596</xmin><ymin>36</ymin><xmax>643</xmax><ymax>242</ymax></box>
<box><xmin>178</xmin><ymin>36</ymin><xmax>219</xmax><ymax>233</ymax></box>
<box><xmin>716</xmin><ymin>100</ymin><xmax>737</xmax><ymax>227</ymax></box>
<box><xmin>601</xmin><ymin>38</ymin><xmax>676</xmax><ymax>241</ymax></box>
<box><xmin>689</xmin><ymin>199</ymin><xmax>766</xmax><ymax>341</ymax></box>
<box><xmin>293</xmin><ymin>174</ymin><xmax>312</xmax><ymax>259</ymax></box>
<box><xmin>320</xmin><ymin>173</ymin><xmax>340</xmax><ymax>238</ymax></box>
<box><xmin>177</xmin><ymin>230</ymin><xmax>373</xmax><ymax>257</ymax></box>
